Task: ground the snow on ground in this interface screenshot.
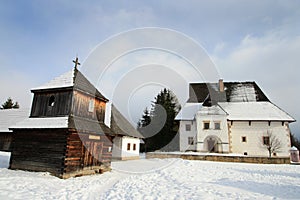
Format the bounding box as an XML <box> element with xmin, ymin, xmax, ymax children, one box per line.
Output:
<box><xmin>1</xmin><ymin>151</ymin><xmax>300</xmax><ymax>199</ymax></box>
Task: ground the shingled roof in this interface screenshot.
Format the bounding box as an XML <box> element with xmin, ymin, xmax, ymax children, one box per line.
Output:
<box><xmin>188</xmin><ymin>82</ymin><xmax>269</xmax><ymax>103</ymax></box>
<box><xmin>110</xmin><ymin>104</ymin><xmax>144</xmax><ymax>138</ymax></box>
<box><xmin>31</xmin><ymin>68</ymin><xmax>108</xmax><ymax>101</ymax></box>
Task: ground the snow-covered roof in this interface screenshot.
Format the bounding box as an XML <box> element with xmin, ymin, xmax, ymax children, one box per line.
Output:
<box><xmin>229</xmin><ymin>83</ymin><xmax>257</xmax><ymax>102</ymax></box>
<box><xmin>0</xmin><ymin>108</ymin><xmax>30</xmax><ymax>132</ymax></box>
<box><xmin>175</xmin><ymin>103</ymin><xmax>202</xmax><ymax>120</ymax></box>
<box><xmin>31</xmin><ymin>68</ymin><xmax>108</xmax><ymax>101</ymax></box>
<box><xmin>10</xmin><ymin>117</ymin><xmax>69</xmax><ymax>129</ymax></box>
<box><xmin>218</xmin><ymin>102</ymin><xmax>295</xmax><ymax>121</ymax></box>
<box><xmin>198</xmin><ymin>105</ymin><xmax>227</xmax><ymax>115</ymax></box>
<box><xmin>32</xmin><ymin>70</ymin><xmax>74</xmax><ymax>90</ymax></box>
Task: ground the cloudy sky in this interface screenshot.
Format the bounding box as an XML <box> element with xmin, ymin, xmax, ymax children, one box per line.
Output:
<box><xmin>1</xmin><ymin>1</ymin><xmax>300</xmax><ymax>136</ymax></box>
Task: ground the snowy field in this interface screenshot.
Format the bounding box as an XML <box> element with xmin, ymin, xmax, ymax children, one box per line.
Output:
<box><xmin>1</xmin><ymin>151</ymin><xmax>300</xmax><ymax>199</ymax></box>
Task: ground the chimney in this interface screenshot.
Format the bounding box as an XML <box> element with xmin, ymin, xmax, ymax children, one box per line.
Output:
<box><xmin>219</xmin><ymin>79</ymin><xmax>224</xmax><ymax>92</ymax></box>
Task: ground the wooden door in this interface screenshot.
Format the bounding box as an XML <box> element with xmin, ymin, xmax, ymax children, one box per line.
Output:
<box><xmin>82</xmin><ymin>141</ymin><xmax>103</xmax><ymax>168</ymax></box>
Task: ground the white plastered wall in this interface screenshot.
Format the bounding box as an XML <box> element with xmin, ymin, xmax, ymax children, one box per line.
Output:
<box><xmin>229</xmin><ymin>121</ymin><xmax>291</xmax><ymax>157</ymax></box>
<box><xmin>112</xmin><ymin>136</ymin><xmax>140</xmax><ymax>160</ymax></box>
<box><xmin>196</xmin><ymin>114</ymin><xmax>229</xmax><ymax>153</ymax></box>
<box><xmin>179</xmin><ymin>120</ymin><xmax>197</xmax><ymax>151</ymax></box>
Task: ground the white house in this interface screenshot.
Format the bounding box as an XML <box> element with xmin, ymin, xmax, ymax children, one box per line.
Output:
<box><xmin>176</xmin><ymin>80</ymin><xmax>295</xmax><ymax>157</ymax></box>
<box><xmin>105</xmin><ymin>103</ymin><xmax>144</xmax><ymax>160</ymax></box>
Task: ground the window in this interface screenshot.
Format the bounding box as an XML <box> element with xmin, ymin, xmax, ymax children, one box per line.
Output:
<box><xmin>263</xmin><ymin>136</ymin><xmax>270</xmax><ymax>145</ymax></box>
<box><xmin>242</xmin><ymin>136</ymin><xmax>247</xmax><ymax>142</ymax></box>
<box><xmin>214</xmin><ymin>122</ymin><xmax>221</xmax><ymax>130</ymax></box>
<box><xmin>133</xmin><ymin>144</ymin><xmax>136</xmax><ymax>151</ymax></box>
<box><xmin>185</xmin><ymin>124</ymin><xmax>191</xmax><ymax>131</ymax></box>
<box><xmin>127</xmin><ymin>143</ymin><xmax>131</xmax><ymax>151</ymax></box>
<box><xmin>48</xmin><ymin>96</ymin><xmax>55</xmax><ymax>107</ymax></box>
<box><xmin>88</xmin><ymin>99</ymin><xmax>94</xmax><ymax>112</ymax></box>
<box><xmin>188</xmin><ymin>137</ymin><xmax>194</xmax><ymax>145</ymax></box>
<box><xmin>203</xmin><ymin>122</ymin><xmax>210</xmax><ymax>130</ymax></box>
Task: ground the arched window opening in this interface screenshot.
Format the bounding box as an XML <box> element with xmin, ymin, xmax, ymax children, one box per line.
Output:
<box><xmin>49</xmin><ymin>96</ymin><xmax>55</xmax><ymax>107</ymax></box>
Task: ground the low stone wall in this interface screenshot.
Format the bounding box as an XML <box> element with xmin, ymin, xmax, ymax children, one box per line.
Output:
<box><xmin>146</xmin><ymin>152</ymin><xmax>290</xmax><ymax>164</ymax></box>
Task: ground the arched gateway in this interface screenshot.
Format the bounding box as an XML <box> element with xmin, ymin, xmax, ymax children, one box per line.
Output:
<box><xmin>204</xmin><ymin>136</ymin><xmax>223</xmax><ymax>153</ymax></box>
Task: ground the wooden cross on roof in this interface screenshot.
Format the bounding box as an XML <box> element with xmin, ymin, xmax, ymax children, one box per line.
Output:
<box><xmin>73</xmin><ymin>56</ymin><xmax>81</xmax><ymax>69</ymax></box>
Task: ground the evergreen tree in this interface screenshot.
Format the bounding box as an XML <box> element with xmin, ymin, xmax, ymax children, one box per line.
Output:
<box><xmin>137</xmin><ymin>107</ymin><xmax>151</xmax><ymax>128</ymax></box>
<box><xmin>1</xmin><ymin>97</ymin><xmax>19</xmax><ymax>109</ymax></box>
<box><xmin>138</xmin><ymin>88</ymin><xmax>181</xmax><ymax>152</ymax></box>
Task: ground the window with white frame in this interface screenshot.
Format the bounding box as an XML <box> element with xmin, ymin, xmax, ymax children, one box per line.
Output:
<box><xmin>133</xmin><ymin>144</ymin><xmax>136</xmax><ymax>151</ymax></box>
<box><xmin>127</xmin><ymin>143</ymin><xmax>131</xmax><ymax>151</ymax></box>
<box><xmin>242</xmin><ymin>136</ymin><xmax>247</xmax><ymax>142</ymax></box>
<box><xmin>203</xmin><ymin>121</ymin><xmax>210</xmax><ymax>130</ymax></box>
<box><xmin>188</xmin><ymin>137</ymin><xmax>194</xmax><ymax>145</ymax></box>
<box><xmin>214</xmin><ymin>122</ymin><xmax>221</xmax><ymax>130</ymax></box>
<box><xmin>263</xmin><ymin>136</ymin><xmax>270</xmax><ymax>145</ymax></box>
<box><xmin>88</xmin><ymin>99</ymin><xmax>94</xmax><ymax>112</ymax></box>
<box><xmin>185</xmin><ymin>124</ymin><xmax>191</xmax><ymax>131</ymax></box>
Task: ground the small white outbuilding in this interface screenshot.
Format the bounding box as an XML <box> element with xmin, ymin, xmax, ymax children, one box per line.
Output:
<box><xmin>105</xmin><ymin>103</ymin><xmax>144</xmax><ymax>160</ymax></box>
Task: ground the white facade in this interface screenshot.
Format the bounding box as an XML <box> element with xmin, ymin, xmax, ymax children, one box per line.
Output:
<box><xmin>195</xmin><ymin>106</ymin><xmax>229</xmax><ymax>153</ymax></box>
<box><xmin>179</xmin><ymin>120</ymin><xmax>197</xmax><ymax>151</ymax></box>
<box><xmin>229</xmin><ymin>121</ymin><xmax>291</xmax><ymax>157</ymax></box>
<box><xmin>177</xmin><ymin>102</ymin><xmax>294</xmax><ymax>157</ymax></box>
<box><xmin>112</xmin><ymin>136</ymin><xmax>140</xmax><ymax>160</ymax></box>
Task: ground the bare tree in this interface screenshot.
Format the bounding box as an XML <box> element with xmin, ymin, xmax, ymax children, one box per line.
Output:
<box><xmin>262</xmin><ymin>130</ymin><xmax>282</xmax><ymax>158</ymax></box>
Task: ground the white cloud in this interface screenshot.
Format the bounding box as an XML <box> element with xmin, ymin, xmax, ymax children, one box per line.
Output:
<box><xmin>212</xmin><ymin>29</ymin><xmax>300</xmax><ymax>136</ymax></box>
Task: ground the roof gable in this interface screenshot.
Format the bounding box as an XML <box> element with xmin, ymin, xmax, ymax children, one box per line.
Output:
<box><xmin>110</xmin><ymin>104</ymin><xmax>144</xmax><ymax>138</ymax></box>
<box><xmin>31</xmin><ymin>68</ymin><xmax>108</xmax><ymax>101</ymax></box>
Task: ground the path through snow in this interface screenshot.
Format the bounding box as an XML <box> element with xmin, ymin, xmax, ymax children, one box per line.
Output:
<box><xmin>0</xmin><ymin>152</ymin><xmax>299</xmax><ymax>199</ymax></box>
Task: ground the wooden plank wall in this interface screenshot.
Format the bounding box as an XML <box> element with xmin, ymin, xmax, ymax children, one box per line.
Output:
<box><xmin>72</xmin><ymin>91</ymin><xmax>106</xmax><ymax>122</ymax></box>
<box><xmin>9</xmin><ymin>129</ymin><xmax>68</xmax><ymax>177</ymax></box>
<box><xmin>63</xmin><ymin>130</ymin><xmax>113</xmax><ymax>177</ymax></box>
<box><xmin>31</xmin><ymin>91</ymin><xmax>73</xmax><ymax>117</ymax></box>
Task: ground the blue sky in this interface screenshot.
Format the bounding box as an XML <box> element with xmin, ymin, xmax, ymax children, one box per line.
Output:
<box><xmin>1</xmin><ymin>1</ymin><xmax>300</xmax><ymax>136</ymax></box>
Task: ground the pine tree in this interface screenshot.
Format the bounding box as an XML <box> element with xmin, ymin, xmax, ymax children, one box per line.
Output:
<box><xmin>138</xmin><ymin>88</ymin><xmax>181</xmax><ymax>152</ymax></box>
<box><xmin>1</xmin><ymin>97</ymin><xmax>15</xmax><ymax>109</ymax></box>
<box><xmin>137</xmin><ymin>107</ymin><xmax>151</xmax><ymax>128</ymax></box>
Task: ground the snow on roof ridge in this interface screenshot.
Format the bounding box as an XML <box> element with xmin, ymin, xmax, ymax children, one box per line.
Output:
<box><xmin>31</xmin><ymin>69</ymin><xmax>75</xmax><ymax>90</ymax></box>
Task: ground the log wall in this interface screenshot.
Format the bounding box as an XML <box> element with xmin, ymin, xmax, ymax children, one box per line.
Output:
<box><xmin>9</xmin><ymin>129</ymin><xmax>68</xmax><ymax>177</ymax></box>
